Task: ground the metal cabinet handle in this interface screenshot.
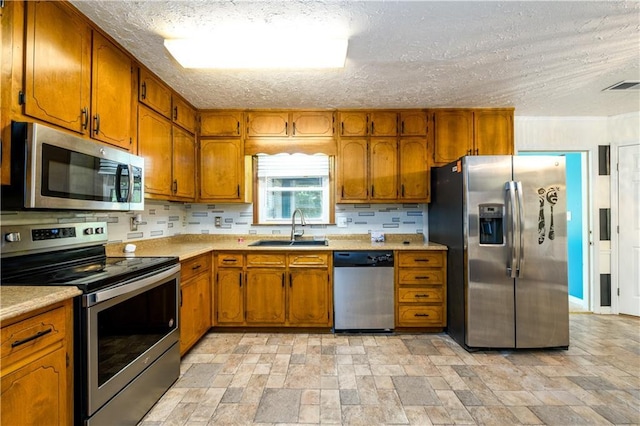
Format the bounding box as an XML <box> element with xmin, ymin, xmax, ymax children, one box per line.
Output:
<box><xmin>173</xmin><ymin>106</ymin><xmax>178</xmax><ymax>120</ymax></box>
<box><xmin>239</xmin><ymin>272</ymin><xmax>242</xmax><ymax>287</ymax></box>
<box><xmin>81</xmin><ymin>107</ymin><xmax>89</xmax><ymax>130</ymax></box>
<box><xmin>292</xmin><ymin>122</ymin><xmax>296</xmax><ymax>136</ymax></box>
<box><xmin>192</xmin><ymin>264</ymin><xmax>201</xmax><ymax>270</ymax></box>
<box><xmin>172</xmin><ymin>180</ymin><xmax>178</xmax><ymax>194</ymax></box>
<box><xmin>341</xmin><ymin>122</ymin><xmax>345</xmax><ymax>135</ymax></box>
<box><xmin>141</xmin><ymin>82</ymin><xmax>147</xmax><ymax>99</ymax></box>
<box><xmin>237</xmin><ymin>121</ymin><xmax>240</xmax><ymax>135</ymax></box>
<box><xmin>414</xmin><ymin>276</ymin><xmax>430</xmax><ymax>279</ymax></box>
<box><xmin>414</xmin><ymin>313</ymin><xmax>430</xmax><ymax>317</ymax></box>
<box><xmin>371</xmin><ymin>121</ymin><xmax>375</xmax><ymax>134</ymax></box>
<box><xmin>93</xmin><ymin>114</ymin><xmax>100</xmax><ymax>135</ymax></box>
<box><xmin>414</xmin><ymin>258</ymin><xmax>430</xmax><ymax>262</ymax></box>
<box><xmin>11</xmin><ymin>328</ymin><xmax>52</xmax><ymax>348</ymax></box>
<box><xmin>414</xmin><ymin>294</ymin><xmax>430</xmax><ymax>298</ymax></box>
<box><xmin>285</xmin><ymin>122</ymin><xmax>288</xmax><ymax>135</ymax></box>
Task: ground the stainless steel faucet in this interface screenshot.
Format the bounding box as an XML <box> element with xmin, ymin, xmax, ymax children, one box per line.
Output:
<box><xmin>290</xmin><ymin>208</ymin><xmax>306</xmax><ymax>241</ymax></box>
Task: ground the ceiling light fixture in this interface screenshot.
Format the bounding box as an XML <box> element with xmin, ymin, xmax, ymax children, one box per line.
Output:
<box><xmin>164</xmin><ymin>36</ymin><xmax>348</xmax><ymax>69</ymax></box>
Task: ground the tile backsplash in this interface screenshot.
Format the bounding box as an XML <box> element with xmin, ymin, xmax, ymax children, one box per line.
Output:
<box><xmin>1</xmin><ymin>201</ymin><xmax>427</xmax><ymax>243</ymax></box>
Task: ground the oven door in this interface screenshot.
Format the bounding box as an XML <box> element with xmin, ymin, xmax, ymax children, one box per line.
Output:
<box><xmin>81</xmin><ymin>264</ymin><xmax>180</xmax><ymax>418</ymax></box>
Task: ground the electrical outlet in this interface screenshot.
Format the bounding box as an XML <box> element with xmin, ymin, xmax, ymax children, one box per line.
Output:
<box><xmin>215</xmin><ymin>216</ymin><xmax>222</xmax><ymax>227</ymax></box>
<box><xmin>337</xmin><ymin>217</ymin><xmax>347</xmax><ymax>228</ymax></box>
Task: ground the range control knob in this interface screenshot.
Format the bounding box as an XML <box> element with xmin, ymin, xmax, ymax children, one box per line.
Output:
<box><xmin>4</xmin><ymin>232</ymin><xmax>21</xmax><ymax>242</ymax></box>
<box><xmin>95</xmin><ymin>227</ymin><xmax>105</xmax><ymax>234</ymax></box>
<box><xmin>84</xmin><ymin>228</ymin><xmax>94</xmax><ymax>235</ymax></box>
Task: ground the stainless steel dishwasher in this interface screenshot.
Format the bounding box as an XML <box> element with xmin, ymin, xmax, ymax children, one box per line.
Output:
<box><xmin>333</xmin><ymin>251</ymin><xmax>394</xmax><ymax>332</ymax></box>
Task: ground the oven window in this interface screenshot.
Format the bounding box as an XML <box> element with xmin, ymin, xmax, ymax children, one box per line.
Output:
<box><xmin>97</xmin><ymin>279</ymin><xmax>177</xmax><ymax>387</ymax></box>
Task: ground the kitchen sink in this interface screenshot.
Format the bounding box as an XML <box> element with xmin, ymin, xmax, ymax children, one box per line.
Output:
<box><xmin>248</xmin><ymin>239</ymin><xmax>328</xmax><ymax>247</ymax></box>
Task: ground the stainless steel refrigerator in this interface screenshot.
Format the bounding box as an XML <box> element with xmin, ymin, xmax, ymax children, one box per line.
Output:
<box><xmin>429</xmin><ymin>155</ymin><xmax>569</xmax><ymax>350</ymax></box>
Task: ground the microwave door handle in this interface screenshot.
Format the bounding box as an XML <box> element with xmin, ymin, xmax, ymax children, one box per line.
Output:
<box><xmin>115</xmin><ymin>164</ymin><xmax>125</xmax><ymax>202</ymax></box>
<box><xmin>505</xmin><ymin>181</ymin><xmax>518</xmax><ymax>278</ymax></box>
<box><xmin>127</xmin><ymin>164</ymin><xmax>134</xmax><ymax>202</ymax></box>
<box><xmin>515</xmin><ymin>181</ymin><xmax>525</xmax><ymax>277</ymax></box>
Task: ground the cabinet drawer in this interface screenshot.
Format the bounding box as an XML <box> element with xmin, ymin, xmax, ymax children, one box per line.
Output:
<box><xmin>397</xmin><ymin>305</ymin><xmax>444</xmax><ymax>325</ymax></box>
<box><xmin>288</xmin><ymin>253</ymin><xmax>329</xmax><ymax>267</ymax></box>
<box><xmin>397</xmin><ymin>252</ymin><xmax>444</xmax><ymax>268</ymax></box>
<box><xmin>247</xmin><ymin>253</ymin><xmax>286</xmax><ymax>267</ymax></box>
<box><xmin>1</xmin><ymin>306</ymin><xmax>66</xmax><ymax>364</ymax></box>
<box><xmin>216</xmin><ymin>253</ymin><xmax>244</xmax><ymax>267</ymax></box>
<box><xmin>397</xmin><ymin>269</ymin><xmax>444</xmax><ymax>284</ymax></box>
<box><xmin>181</xmin><ymin>254</ymin><xmax>211</xmax><ymax>281</ymax></box>
<box><xmin>398</xmin><ymin>287</ymin><xmax>443</xmax><ymax>303</ymax></box>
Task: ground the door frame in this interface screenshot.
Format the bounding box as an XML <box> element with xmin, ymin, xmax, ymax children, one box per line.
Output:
<box><xmin>519</xmin><ymin>150</ymin><xmax>592</xmax><ymax>312</ymax></box>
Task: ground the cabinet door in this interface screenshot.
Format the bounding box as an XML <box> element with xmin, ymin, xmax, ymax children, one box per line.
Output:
<box><xmin>1</xmin><ymin>346</ymin><xmax>68</xmax><ymax>426</ymax></box>
<box><xmin>246</xmin><ymin>112</ymin><xmax>289</xmax><ymax>137</ymax></box>
<box><xmin>138</xmin><ymin>105</ymin><xmax>173</xmax><ymax>197</ymax></box>
<box><xmin>172</xmin><ymin>97</ymin><xmax>197</xmax><ymax>134</ymax></box>
<box><xmin>337</xmin><ymin>139</ymin><xmax>368</xmax><ymax>201</ymax></box>
<box><xmin>291</xmin><ymin>111</ymin><xmax>334</xmax><ymax>137</ymax></box>
<box><xmin>474</xmin><ymin>109</ymin><xmax>514</xmax><ymax>155</ymax></box>
<box><xmin>200</xmin><ymin>111</ymin><xmax>243</xmax><ymax>137</ymax></box>
<box><xmin>370</xmin><ymin>111</ymin><xmax>398</xmax><ymax>136</ymax></box>
<box><xmin>172</xmin><ymin>126</ymin><xmax>196</xmax><ymax>201</ymax></box>
<box><xmin>199</xmin><ymin>139</ymin><xmax>244</xmax><ymax>201</ymax></box>
<box><xmin>139</xmin><ymin>68</ymin><xmax>172</xmax><ymax>118</ymax></box>
<box><xmin>289</xmin><ymin>269</ymin><xmax>330</xmax><ymax>326</ymax></box>
<box><xmin>24</xmin><ymin>1</ymin><xmax>91</xmax><ymax>133</ymax></box>
<box><xmin>400</xmin><ymin>111</ymin><xmax>428</xmax><ymax>136</ymax></box>
<box><xmin>91</xmin><ymin>31</ymin><xmax>133</xmax><ymax>150</ymax></box>
<box><xmin>180</xmin><ymin>273</ymin><xmax>211</xmax><ymax>355</ymax></box>
<box><xmin>338</xmin><ymin>112</ymin><xmax>368</xmax><ymax>137</ymax></box>
<box><xmin>216</xmin><ymin>269</ymin><xmax>244</xmax><ymax>324</ymax></box>
<box><xmin>369</xmin><ymin>138</ymin><xmax>398</xmax><ymax>200</ymax></box>
<box><xmin>432</xmin><ymin>109</ymin><xmax>473</xmax><ymax>165</ymax></box>
<box><xmin>245</xmin><ymin>270</ymin><xmax>285</xmax><ymax>324</ymax></box>
<box><xmin>399</xmin><ymin>138</ymin><xmax>429</xmax><ymax>202</ymax></box>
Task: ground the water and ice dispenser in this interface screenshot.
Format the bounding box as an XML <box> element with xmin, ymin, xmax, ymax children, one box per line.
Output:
<box><xmin>479</xmin><ymin>204</ymin><xmax>504</xmax><ymax>245</ymax></box>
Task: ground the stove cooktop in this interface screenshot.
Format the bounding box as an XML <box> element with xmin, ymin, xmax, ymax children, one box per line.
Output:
<box><xmin>1</xmin><ymin>254</ymin><xmax>178</xmax><ymax>293</ymax></box>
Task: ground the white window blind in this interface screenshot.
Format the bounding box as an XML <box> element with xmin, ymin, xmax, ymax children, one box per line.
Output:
<box><xmin>256</xmin><ymin>154</ymin><xmax>329</xmax><ymax>178</ymax></box>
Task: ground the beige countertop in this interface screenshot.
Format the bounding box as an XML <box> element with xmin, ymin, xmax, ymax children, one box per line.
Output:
<box><xmin>106</xmin><ymin>234</ymin><xmax>447</xmax><ymax>260</ymax></box>
<box><xmin>1</xmin><ymin>286</ymin><xmax>81</xmax><ymax>323</ymax></box>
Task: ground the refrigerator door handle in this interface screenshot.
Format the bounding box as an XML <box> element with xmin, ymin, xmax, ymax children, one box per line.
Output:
<box><xmin>515</xmin><ymin>181</ymin><xmax>525</xmax><ymax>277</ymax></box>
<box><xmin>505</xmin><ymin>181</ymin><xmax>518</xmax><ymax>278</ymax></box>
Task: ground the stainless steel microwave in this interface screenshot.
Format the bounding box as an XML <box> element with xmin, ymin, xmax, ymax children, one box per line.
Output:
<box><xmin>2</xmin><ymin>122</ymin><xmax>144</xmax><ymax>211</ymax></box>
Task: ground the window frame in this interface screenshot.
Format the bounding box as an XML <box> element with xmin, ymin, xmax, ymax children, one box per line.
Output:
<box><xmin>252</xmin><ymin>154</ymin><xmax>335</xmax><ymax>225</ymax></box>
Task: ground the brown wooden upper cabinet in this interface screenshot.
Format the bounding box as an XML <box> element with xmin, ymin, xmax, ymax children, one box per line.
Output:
<box><xmin>199</xmin><ymin>138</ymin><xmax>247</xmax><ymax>202</ymax></box>
<box><xmin>23</xmin><ymin>2</ymin><xmax>134</xmax><ymax>150</ymax></box>
<box><xmin>432</xmin><ymin>108</ymin><xmax>514</xmax><ymax>166</ymax></box>
<box><xmin>91</xmin><ymin>32</ymin><xmax>133</xmax><ymax>150</ymax></box>
<box><xmin>369</xmin><ymin>111</ymin><xmax>398</xmax><ymax>136</ymax></box>
<box><xmin>338</xmin><ymin>112</ymin><xmax>369</xmax><ymax>137</ymax></box>
<box><xmin>246</xmin><ymin>111</ymin><xmax>334</xmax><ymax>138</ymax></box>
<box><xmin>200</xmin><ymin>111</ymin><xmax>243</xmax><ymax>137</ymax></box>
<box><xmin>139</xmin><ymin>68</ymin><xmax>172</xmax><ymax>118</ymax></box>
<box><xmin>473</xmin><ymin>108</ymin><xmax>514</xmax><ymax>156</ymax></box>
<box><xmin>400</xmin><ymin>111</ymin><xmax>428</xmax><ymax>136</ymax></box>
<box><xmin>23</xmin><ymin>1</ymin><xmax>91</xmax><ymax>134</ymax></box>
<box><xmin>172</xmin><ymin>96</ymin><xmax>197</xmax><ymax>134</ymax></box>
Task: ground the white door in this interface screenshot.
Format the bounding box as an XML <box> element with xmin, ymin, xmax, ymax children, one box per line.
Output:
<box><xmin>618</xmin><ymin>144</ymin><xmax>640</xmax><ymax>317</ymax></box>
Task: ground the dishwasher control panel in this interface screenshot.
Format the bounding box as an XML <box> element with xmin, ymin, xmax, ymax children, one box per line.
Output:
<box><xmin>333</xmin><ymin>251</ymin><xmax>394</xmax><ymax>267</ymax></box>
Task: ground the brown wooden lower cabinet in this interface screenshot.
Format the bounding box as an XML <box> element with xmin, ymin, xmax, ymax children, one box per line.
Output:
<box><xmin>395</xmin><ymin>250</ymin><xmax>447</xmax><ymax>330</ymax></box>
<box><xmin>179</xmin><ymin>253</ymin><xmax>212</xmax><ymax>355</ymax></box>
<box><xmin>215</xmin><ymin>252</ymin><xmax>332</xmax><ymax>328</ymax></box>
<box><xmin>1</xmin><ymin>299</ymin><xmax>74</xmax><ymax>425</ymax></box>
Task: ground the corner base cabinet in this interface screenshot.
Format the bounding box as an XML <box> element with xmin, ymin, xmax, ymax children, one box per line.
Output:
<box><xmin>395</xmin><ymin>250</ymin><xmax>447</xmax><ymax>331</ymax></box>
<box><xmin>1</xmin><ymin>299</ymin><xmax>74</xmax><ymax>425</ymax></box>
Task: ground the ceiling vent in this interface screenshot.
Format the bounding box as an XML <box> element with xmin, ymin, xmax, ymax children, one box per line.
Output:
<box><xmin>603</xmin><ymin>81</ymin><xmax>640</xmax><ymax>91</ymax></box>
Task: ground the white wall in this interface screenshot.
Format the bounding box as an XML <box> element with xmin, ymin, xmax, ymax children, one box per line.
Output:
<box><xmin>515</xmin><ymin>112</ymin><xmax>640</xmax><ymax>313</ymax></box>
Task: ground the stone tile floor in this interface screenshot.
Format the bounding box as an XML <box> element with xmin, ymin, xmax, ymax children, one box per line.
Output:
<box><xmin>140</xmin><ymin>314</ymin><xmax>639</xmax><ymax>425</ymax></box>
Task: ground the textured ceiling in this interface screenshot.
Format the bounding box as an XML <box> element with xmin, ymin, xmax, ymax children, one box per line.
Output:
<box><xmin>69</xmin><ymin>1</ymin><xmax>640</xmax><ymax>116</ymax></box>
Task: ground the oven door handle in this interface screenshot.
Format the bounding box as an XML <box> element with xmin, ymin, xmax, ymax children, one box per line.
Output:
<box><xmin>84</xmin><ymin>264</ymin><xmax>181</xmax><ymax>307</ymax></box>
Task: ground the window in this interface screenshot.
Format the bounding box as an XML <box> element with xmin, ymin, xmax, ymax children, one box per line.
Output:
<box><xmin>256</xmin><ymin>153</ymin><xmax>331</xmax><ymax>224</ymax></box>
